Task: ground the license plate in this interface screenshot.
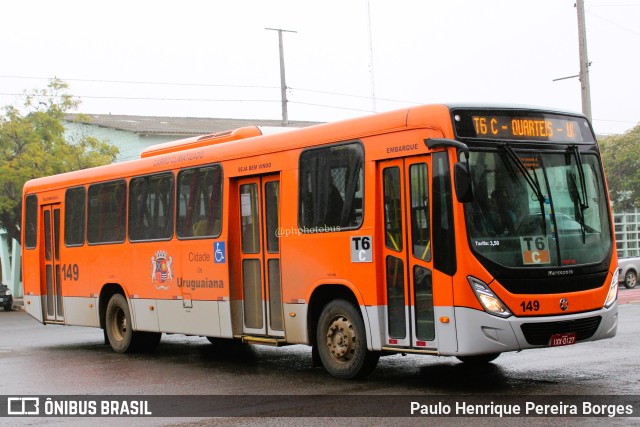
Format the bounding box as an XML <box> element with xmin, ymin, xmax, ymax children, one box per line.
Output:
<box><xmin>550</xmin><ymin>332</ymin><xmax>577</xmax><ymax>347</ymax></box>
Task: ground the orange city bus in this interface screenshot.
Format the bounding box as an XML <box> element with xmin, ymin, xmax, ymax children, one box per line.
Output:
<box><xmin>21</xmin><ymin>104</ymin><xmax>618</xmax><ymax>379</ymax></box>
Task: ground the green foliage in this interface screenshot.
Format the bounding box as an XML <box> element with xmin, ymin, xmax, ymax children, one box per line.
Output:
<box><xmin>0</xmin><ymin>78</ymin><xmax>119</xmax><ymax>243</ymax></box>
<box><xmin>600</xmin><ymin>123</ymin><xmax>640</xmax><ymax>211</ymax></box>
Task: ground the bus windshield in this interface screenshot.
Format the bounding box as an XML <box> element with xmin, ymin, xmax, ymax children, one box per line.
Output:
<box><xmin>464</xmin><ymin>148</ymin><xmax>612</xmax><ymax>268</ymax></box>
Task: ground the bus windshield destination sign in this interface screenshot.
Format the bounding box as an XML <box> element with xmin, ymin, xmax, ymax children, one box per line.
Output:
<box><xmin>454</xmin><ymin>110</ymin><xmax>595</xmax><ymax>143</ymax></box>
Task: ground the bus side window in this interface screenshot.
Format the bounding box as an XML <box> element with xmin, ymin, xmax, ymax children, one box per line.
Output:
<box><xmin>383</xmin><ymin>167</ymin><xmax>403</xmax><ymax>252</ymax></box>
<box><xmin>24</xmin><ymin>194</ymin><xmax>38</xmax><ymax>249</ymax></box>
<box><xmin>432</xmin><ymin>152</ymin><xmax>456</xmax><ymax>275</ymax></box>
<box><xmin>64</xmin><ymin>187</ymin><xmax>86</xmax><ymax>246</ymax></box>
<box><xmin>87</xmin><ymin>180</ymin><xmax>126</xmax><ymax>244</ymax></box>
<box><xmin>298</xmin><ymin>142</ymin><xmax>364</xmax><ymax>230</ymax></box>
<box><xmin>128</xmin><ymin>173</ymin><xmax>174</xmax><ymax>242</ymax></box>
<box><xmin>177</xmin><ymin>164</ymin><xmax>223</xmax><ymax>239</ymax></box>
<box><xmin>409</xmin><ymin>163</ymin><xmax>430</xmax><ymax>261</ymax></box>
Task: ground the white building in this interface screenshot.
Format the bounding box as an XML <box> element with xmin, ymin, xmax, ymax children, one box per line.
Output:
<box><xmin>64</xmin><ymin>114</ymin><xmax>321</xmax><ymax>163</ymax></box>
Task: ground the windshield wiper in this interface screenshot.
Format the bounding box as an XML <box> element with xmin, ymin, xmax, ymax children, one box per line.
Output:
<box><xmin>569</xmin><ymin>145</ymin><xmax>589</xmax><ymax>211</ymax></box>
<box><xmin>498</xmin><ymin>143</ymin><xmax>547</xmax><ymax>235</ymax></box>
<box><xmin>567</xmin><ymin>173</ymin><xmax>587</xmax><ymax>243</ymax></box>
<box><xmin>568</xmin><ymin>145</ymin><xmax>589</xmax><ymax>243</ymax></box>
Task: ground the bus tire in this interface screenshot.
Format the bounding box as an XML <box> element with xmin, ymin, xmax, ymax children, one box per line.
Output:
<box><xmin>105</xmin><ymin>294</ymin><xmax>135</xmax><ymax>353</ymax></box>
<box><xmin>456</xmin><ymin>353</ymin><xmax>500</xmax><ymax>364</ymax></box>
<box><xmin>105</xmin><ymin>294</ymin><xmax>161</xmax><ymax>353</ymax></box>
<box><xmin>316</xmin><ymin>299</ymin><xmax>379</xmax><ymax>379</ymax></box>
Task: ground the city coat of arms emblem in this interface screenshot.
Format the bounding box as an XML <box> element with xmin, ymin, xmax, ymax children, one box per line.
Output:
<box><xmin>151</xmin><ymin>250</ymin><xmax>173</xmax><ymax>290</ymax></box>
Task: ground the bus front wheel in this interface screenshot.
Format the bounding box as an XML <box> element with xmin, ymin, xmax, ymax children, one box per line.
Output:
<box><xmin>105</xmin><ymin>294</ymin><xmax>160</xmax><ymax>353</ymax></box>
<box><xmin>316</xmin><ymin>299</ymin><xmax>379</xmax><ymax>379</ymax></box>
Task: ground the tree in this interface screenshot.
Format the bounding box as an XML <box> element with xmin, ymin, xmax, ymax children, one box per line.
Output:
<box><xmin>599</xmin><ymin>123</ymin><xmax>640</xmax><ymax>211</ymax></box>
<box><xmin>0</xmin><ymin>78</ymin><xmax>119</xmax><ymax>244</ymax></box>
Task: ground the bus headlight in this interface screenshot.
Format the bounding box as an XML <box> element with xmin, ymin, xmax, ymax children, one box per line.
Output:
<box><xmin>468</xmin><ymin>276</ymin><xmax>512</xmax><ymax>318</ymax></box>
<box><xmin>604</xmin><ymin>270</ymin><xmax>619</xmax><ymax>308</ymax></box>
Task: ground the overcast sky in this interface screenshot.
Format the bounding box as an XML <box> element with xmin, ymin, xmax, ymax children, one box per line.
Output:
<box><xmin>1</xmin><ymin>0</ymin><xmax>638</xmax><ymax>135</ymax></box>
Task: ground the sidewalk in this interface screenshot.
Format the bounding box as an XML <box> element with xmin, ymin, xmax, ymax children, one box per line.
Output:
<box><xmin>618</xmin><ymin>287</ymin><xmax>640</xmax><ymax>305</ymax></box>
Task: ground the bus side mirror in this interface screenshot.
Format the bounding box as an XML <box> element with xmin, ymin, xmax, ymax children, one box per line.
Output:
<box><xmin>454</xmin><ymin>162</ymin><xmax>473</xmax><ymax>203</ymax></box>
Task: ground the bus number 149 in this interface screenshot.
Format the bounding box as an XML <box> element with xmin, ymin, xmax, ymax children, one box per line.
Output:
<box><xmin>520</xmin><ymin>300</ymin><xmax>540</xmax><ymax>312</ymax></box>
<box><xmin>62</xmin><ymin>264</ymin><xmax>80</xmax><ymax>281</ymax></box>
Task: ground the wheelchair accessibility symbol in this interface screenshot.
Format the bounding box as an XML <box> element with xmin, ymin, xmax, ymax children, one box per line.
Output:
<box><xmin>214</xmin><ymin>242</ymin><xmax>226</xmax><ymax>264</ymax></box>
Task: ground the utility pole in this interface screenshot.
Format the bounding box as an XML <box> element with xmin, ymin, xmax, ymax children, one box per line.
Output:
<box><xmin>266</xmin><ymin>28</ymin><xmax>297</xmax><ymax>125</ymax></box>
<box><xmin>576</xmin><ymin>0</ymin><xmax>592</xmax><ymax>122</ymax></box>
<box><xmin>366</xmin><ymin>0</ymin><xmax>377</xmax><ymax>113</ymax></box>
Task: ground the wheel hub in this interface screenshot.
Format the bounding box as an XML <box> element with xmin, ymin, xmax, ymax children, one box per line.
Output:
<box><xmin>113</xmin><ymin>308</ymin><xmax>127</xmax><ymax>341</ymax></box>
<box><xmin>325</xmin><ymin>316</ymin><xmax>356</xmax><ymax>362</ymax></box>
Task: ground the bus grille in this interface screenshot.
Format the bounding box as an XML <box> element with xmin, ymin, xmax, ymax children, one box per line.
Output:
<box><xmin>520</xmin><ymin>316</ymin><xmax>602</xmax><ymax>345</ymax></box>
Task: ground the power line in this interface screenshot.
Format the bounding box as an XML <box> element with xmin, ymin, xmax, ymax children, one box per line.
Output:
<box><xmin>290</xmin><ymin>87</ymin><xmax>422</xmax><ymax>105</ymax></box>
<box><xmin>593</xmin><ymin>118</ymin><xmax>638</xmax><ymax>124</ymax></box>
<box><xmin>289</xmin><ymin>101</ymin><xmax>373</xmax><ymax>113</ymax></box>
<box><xmin>0</xmin><ymin>75</ymin><xmax>279</xmax><ymax>90</ymax></box>
<box><xmin>0</xmin><ymin>73</ymin><xmax>425</xmax><ymax>106</ymax></box>
<box><xmin>1</xmin><ymin>91</ymin><xmax>634</xmax><ymax>131</ymax></box>
<box><xmin>586</xmin><ymin>9</ymin><xmax>640</xmax><ymax>37</ymax></box>
<box><xmin>0</xmin><ymin>92</ymin><xmax>281</xmax><ymax>104</ymax></box>
<box><xmin>0</xmin><ymin>91</ymin><xmax>372</xmax><ymax>112</ymax></box>
<box><xmin>4</xmin><ymin>77</ymin><xmax>634</xmax><ymax>128</ymax></box>
<box><xmin>0</xmin><ymin>73</ymin><xmax>427</xmax><ymax>107</ymax></box>
<box><xmin>588</xmin><ymin>3</ymin><xmax>640</xmax><ymax>7</ymax></box>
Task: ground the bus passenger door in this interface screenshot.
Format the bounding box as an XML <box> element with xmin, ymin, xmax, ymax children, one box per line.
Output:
<box><xmin>41</xmin><ymin>204</ymin><xmax>65</xmax><ymax>322</ymax></box>
<box><xmin>379</xmin><ymin>157</ymin><xmax>436</xmax><ymax>349</ymax></box>
<box><xmin>237</xmin><ymin>174</ymin><xmax>284</xmax><ymax>338</ymax></box>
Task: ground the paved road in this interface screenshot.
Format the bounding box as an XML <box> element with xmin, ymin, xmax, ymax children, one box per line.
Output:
<box><xmin>1</xmin><ymin>288</ymin><xmax>639</xmax><ymax>426</ymax></box>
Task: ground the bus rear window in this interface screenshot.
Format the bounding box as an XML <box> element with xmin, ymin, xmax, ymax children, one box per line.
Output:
<box><xmin>87</xmin><ymin>180</ymin><xmax>126</xmax><ymax>244</ymax></box>
<box><xmin>24</xmin><ymin>195</ymin><xmax>38</xmax><ymax>249</ymax></box>
<box><xmin>65</xmin><ymin>187</ymin><xmax>86</xmax><ymax>246</ymax></box>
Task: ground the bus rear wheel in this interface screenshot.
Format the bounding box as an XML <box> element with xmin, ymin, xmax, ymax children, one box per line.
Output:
<box><xmin>105</xmin><ymin>294</ymin><xmax>161</xmax><ymax>353</ymax></box>
<box><xmin>316</xmin><ymin>299</ymin><xmax>379</xmax><ymax>379</ymax></box>
<box><xmin>456</xmin><ymin>353</ymin><xmax>500</xmax><ymax>364</ymax></box>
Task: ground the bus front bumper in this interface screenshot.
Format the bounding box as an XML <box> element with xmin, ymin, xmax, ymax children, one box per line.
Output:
<box><xmin>447</xmin><ymin>303</ymin><xmax>618</xmax><ymax>357</ymax></box>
